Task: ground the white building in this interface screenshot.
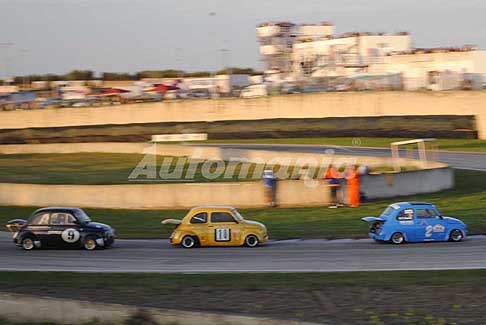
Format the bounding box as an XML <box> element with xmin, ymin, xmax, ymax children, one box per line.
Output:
<box><xmin>368</xmin><ymin>49</ymin><xmax>486</xmax><ymax>90</ymax></box>
<box><xmin>292</xmin><ymin>32</ymin><xmax>412</xmax><ymax>78</ymax></box>
<box><xmin>257</xmin><ymin>22</ymin><xmax>335</xmax><ymax>74</ymax></box>
<box><xmin>258</xmin><ymin>21</ymin><xmax>486</xmax><ymax>90</ymax></box>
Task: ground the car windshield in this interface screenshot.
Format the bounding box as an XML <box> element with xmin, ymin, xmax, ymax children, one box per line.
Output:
<box><xmin>232</xmin><ymin>209</ymin><xmax>245</xmax><ymax>221</ymax></box>
<box><xmin>74</xmin><ymin>209</ymin><xmax>92</xmax><ymax>224</ymax></box>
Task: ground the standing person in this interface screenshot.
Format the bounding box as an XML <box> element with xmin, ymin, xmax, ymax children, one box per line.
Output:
<box><xmin>263</xmin><ymin>169</ymin><xmax>277</xmax><ymax>207</ymax></box>
<box><xmin>323</xmin><ymin>164</ymin><xmax>341</xmax><ymax>208</ymax></box>
<box><xmin>345</xmin><ymin>165</ymin><xmax>360</xmax><ymax>207</ymax></box>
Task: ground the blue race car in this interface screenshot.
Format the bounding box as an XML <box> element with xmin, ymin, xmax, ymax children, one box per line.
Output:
<box><xmin>362</xmin><ymin>202</ymin><xmax>468</xmax><ymax>244</ymax></box>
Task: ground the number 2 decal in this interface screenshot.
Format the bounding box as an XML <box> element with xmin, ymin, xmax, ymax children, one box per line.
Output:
<box><xmin>215</xmin><ymin>228</ymin><xmax>231</xmax><ymax>242</ymax></box>
<box><xmin>425</xmin><ymin>225</ymin><xmax>433</xmax><ymax>238</ymax></box>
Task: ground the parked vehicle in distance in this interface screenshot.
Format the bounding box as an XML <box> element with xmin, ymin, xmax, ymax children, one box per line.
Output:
<box><xmin>162</xmin><ymin>206</ymin><xmax>268</xmax><ymax>248</ymax></box>
<box><xmin>5</xmin><ymin>207</ymin><xmax>115</xmax><ymax>251</ymax></box>
<box><xmin>240</xmin><ymin>84</ymin><xmax>268</xmax><ymax>98</ymax></box>
<box><xmin>362</xmin><ymin>202</ymin><xmax>467</xmax><ymax>244</ymax></box>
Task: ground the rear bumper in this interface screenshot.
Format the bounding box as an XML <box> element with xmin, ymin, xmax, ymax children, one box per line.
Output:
<box><xmin>368</xmin><ymin>232</ymin><xmax>386</xmax><ymax>241</ymax></box>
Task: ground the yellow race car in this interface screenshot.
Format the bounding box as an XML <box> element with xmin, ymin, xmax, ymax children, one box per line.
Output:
<box><xmin>162</xmin><ymin>206</ymin><xmax>268</xmax><ymax>248</ymax></box>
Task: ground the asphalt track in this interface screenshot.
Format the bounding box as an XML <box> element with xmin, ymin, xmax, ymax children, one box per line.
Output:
<box><xmin>1</xmin><ymin>232</ymin><xmax>485</xmax><ymax>273</ymax></box>
<box><xmin>198</xmin><ymin>143</ymin><xmax>486</xmax><ymax>171</ymax></box>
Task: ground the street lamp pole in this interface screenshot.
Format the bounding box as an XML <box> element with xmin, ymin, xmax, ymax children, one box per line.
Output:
<box><xmin>20</xmin><ymin>49</ymin><xmax>29</xmax><ymax>89</ymax></box>
<box><xmin>0</xmin><ymin>42</ymin><xmax>14</xmax><ymax>85</ymax></box>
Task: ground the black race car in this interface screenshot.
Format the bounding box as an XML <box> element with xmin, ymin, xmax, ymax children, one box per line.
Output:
<box><xmin>5</xmin><ymin>207</ymin><xmax>115</xmax><ymax>250</ymax></box>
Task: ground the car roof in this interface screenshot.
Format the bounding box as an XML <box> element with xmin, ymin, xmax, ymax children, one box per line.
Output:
<box><xmin>33</xmin><ymin>207</ymin><xmax>84</xmax><ymax>214</ymax></box>
<box><xmin>392</xmin><ymin>202</ymin><xmax>434</xmax><ymax>209</ymax></box>
<box><xmin>190</xmin><ymin>205</ymin><xmax>236</xmax><ymax>211</ymax></box>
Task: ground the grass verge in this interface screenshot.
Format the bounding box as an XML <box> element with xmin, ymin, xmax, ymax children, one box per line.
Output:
<box><xmin>0</xmin><ymin>270</ymin><xmax>485</xmax><ymax>324</ymax></box>
<box><xmin>1</xmin><ymin>170</ymin><xmax>485</xmax><ymax>239</ymax></box>
<box><xmin>204</xmin><ymin>137</ymin><xmax>486</xmax><ymax>152</ymax></box>
<box><xmin>0</xmin><ymin>152</ymin><xmax>405</xmax><ymax>184</ymax></box>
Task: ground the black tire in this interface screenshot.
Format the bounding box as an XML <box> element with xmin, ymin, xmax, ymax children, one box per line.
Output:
<box><xmin>449</xmin><ymin>229</ymin><xmax>464</xmax><ymax>242</ymax></box>
<box><xmin>83</xmin><ymin>236</ymin><xmax>98</xmax><ymax>251</ymax></box>
<box><xmin>181</xmin><ymin>236</ymin><xmax>197</xmax><ymax>249</ymax></box>
<box><xmin>390</xmin><ymin>232</ymin><xmax>405</xmax><ymax>245</ymax></box>
<box><xmin>245</xmin><ymin>235</ymin><xmax>259</xmax><ymax>247</ymax></box>
<box><xmin>21</xmin><ymin>236</ymin><xmax>36</xmax><ymax>251</ymax></box>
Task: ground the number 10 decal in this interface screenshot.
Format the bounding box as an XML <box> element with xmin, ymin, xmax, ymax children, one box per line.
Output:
<box><xmin>215</xmin><ymin>228</ymin><xmax>231</xmax><ymax>242</ymax></box>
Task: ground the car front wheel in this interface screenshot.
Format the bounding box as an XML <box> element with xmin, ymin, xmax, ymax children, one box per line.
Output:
<box><xmin>449</xmin><ymin>229</ymin><xmax>464</xmax><ymax>242</ymax></box>
<box><xmin>391</xmin><ymin>232</ymin><xmax>405</xmax><ymax>245</ymax></box>
<box><xmin>83</xmin><ymin>236</ymin><xmax>97</xmax><ymax>251</ymax></box>
<box><xmin>245</xmin><ymin>235</ymin><xmax>259</xmax><ymax>247</ymax></box>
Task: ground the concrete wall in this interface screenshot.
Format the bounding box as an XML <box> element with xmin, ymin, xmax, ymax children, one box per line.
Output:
<box><xmin>0</xmin><ymin>169</ymin><xmax>454</xmax><ymax>209</ymax></box>
<box><xmin>0</xmin><ymin>181</ymin><xmax>330</xmax><ymax>209</ymax></box>
<box><xmin>0</xmin><ymin>91</ymin><xmax>485</xmax><ymax>138</ymax></box>
<box><xmin>0</xmin><ymin>143</ymin><xmax>453</xmax><ymax>209</ymax></box>
<box><xmin>361</xmin><ymin>167</ymin><xmax>454</xmax><ymax>200</ymax></box>
<box><xmin>0</xmin><ymin>293</ymin><xmax>316</xmax><ymax>325</ymax></box>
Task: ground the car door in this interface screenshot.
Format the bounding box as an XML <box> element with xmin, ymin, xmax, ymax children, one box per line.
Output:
<box><xmin>415</xmin><ymin>208</ymin><xmax>446</xmax><ymax>241</ymax></box>
<box><xmin>395</xmin><ymin>208</ymin><xmax>420</xmax><ymax>242</ymax></box>
<box><xmin>49</xmin><ymin>212</ymin><xmax>81</xmax><ymax>247</ymax></box>
<box><xmin>27</xmin><ymin>212</ymin><xmax>51</xmax><ymax>246</ymax></box>
<box><xmin>208</xmin><ymin>211</ymin><xmax>242</xmax><ymax>246</ymax></box>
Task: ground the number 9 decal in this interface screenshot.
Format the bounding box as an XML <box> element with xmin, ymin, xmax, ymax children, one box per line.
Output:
<box><xmin>62</xmin><ymin>228</ymin><xmax>80</xmax><ymax>243</ymax></box>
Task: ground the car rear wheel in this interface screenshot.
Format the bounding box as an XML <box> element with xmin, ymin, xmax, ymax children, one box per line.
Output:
<box><xmin>449</xmin><ymin>229</ymin><xmax>464</xmax><ymax>242</ymax></box>
<box><xmin>21</xmin><ymin>236</ymin><xmax>35</xmax><ymax>251</ymax></box>
<box><xmin>83</xmin><ymin>237</ymin><xmax>97</xmax><ymax>251</ymax></box>
<box><xmin>245</xmin><ymin>235</ymin><xmax>259</xmax><ymax>247</ymax></box>
<box><xmin>181</xmin><ymin>236</ymin><xmax>197</xmax><ymax>249</ymax></box>
<box><xmin>391</xmin><ymin>232</ymin><xmax>405</xmax><ymax>245</ymax></box>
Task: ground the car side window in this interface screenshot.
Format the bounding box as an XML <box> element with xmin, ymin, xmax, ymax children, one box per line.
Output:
<box><xmin>51</xmin><ymin>213</ymin><xmax>77</xmax><ymax>225</ymax></box>
<box><xmin>416</xmin><ymin>208</ymin><xmax>438</xmax><ymax>219</ymax></box>
<box><xmin>396</xmin><ymin>209</ymin><xmax>414</xmax><ymax>221</ymax></box>
<box><xmin>190</xmin><ymin>213</ymin><xmax>207</xmax><ymax>224</ymax></box>
<box><xmin>30</xmin><ymin>213</ymin><xmax>50</xmax><ymax>225</ymax></box>
<box><xmin>211</xmin><ymin>212</ymin><xmax>237</xmax><ymax>223</ymax></box>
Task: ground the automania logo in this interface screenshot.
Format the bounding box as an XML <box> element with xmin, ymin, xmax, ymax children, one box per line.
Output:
<box><xmin>128</xmin><ymin>144</ymin><xmax>357</xmax><ymax>187</ymax></box>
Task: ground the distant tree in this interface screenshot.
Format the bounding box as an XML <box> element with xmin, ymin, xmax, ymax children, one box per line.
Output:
<box><xmin>216</xmin><ymin>67</ymin><xmax>261</xmax><ymax>75</ymax></box>
<box><xmin>185</xmin><ymin>71</ymin><xmax>211</xmax><ymax>77</ymax></box>
<box><xmin>8</xmin><ymin>66</ymin><xmax>263</xmax><ymax>84</ymax></box>
<box><xmin>138</xmin><ymin>70</ymin><xmax>184</xmax><ymax>79</ymax></box>
<box><xmin>64</xmin><ymin>70</ymin><xmax>94</xmax><ymax>80</ymax></box>
<box><xmin>101</xmin><ymin>72</ymin><xmax>136</xmax><ymax>81</ymax></box>
<box><xmin>41</xmin><ymin>74</ymin><xmax>62</xmax><ymax>82</ymax></box>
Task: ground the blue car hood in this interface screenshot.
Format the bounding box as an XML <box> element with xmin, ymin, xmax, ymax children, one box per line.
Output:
<box><xmin>442</xmin><ymin>216</ymin><xmax>463</xmax><ymax>224</ymax></box>
<box><xmin>362</xmin><ymin>216</ymin><xmax>386</xmax><ymax>222</ymax></box>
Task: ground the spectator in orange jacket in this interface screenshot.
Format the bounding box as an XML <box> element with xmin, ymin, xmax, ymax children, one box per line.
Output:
<box><xmin>345</xmin><ymin>165</ymin><xmax>360</xmax><ymax>207</ymax></box>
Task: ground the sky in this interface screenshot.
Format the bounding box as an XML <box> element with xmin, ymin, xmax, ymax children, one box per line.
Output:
<box><xmin>0</xmin><ymin>0</ymin><xmax>485</xmax><ymax>79</ymax></box>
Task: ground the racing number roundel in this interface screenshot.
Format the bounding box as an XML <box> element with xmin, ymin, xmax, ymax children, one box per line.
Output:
<box><xmin>61</xmin><ymin>228</ymin><xmax>80</xmax><ymax>243</ymax></box>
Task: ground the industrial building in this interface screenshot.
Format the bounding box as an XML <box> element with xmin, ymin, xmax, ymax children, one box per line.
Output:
<box><xmin>256</xmin><ymin>22</ymin><xmax>335</xmax><ymax>74</ymax></box>
<box><xmin>257</xmin><ymin>21</ymin><xmax>486</xmax><ymax>90</ymax></box>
